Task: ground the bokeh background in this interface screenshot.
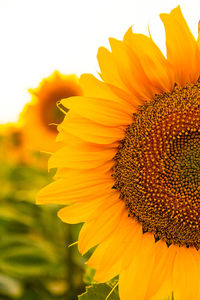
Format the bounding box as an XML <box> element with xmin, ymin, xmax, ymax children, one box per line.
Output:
<box><xmin>0</xmin><ymin>0</ymin><xmax>200</xmax><ymax>299</ymax></box>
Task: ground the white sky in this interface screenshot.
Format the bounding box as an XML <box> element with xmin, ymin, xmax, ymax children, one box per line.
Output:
<box><xmin>0</xmin><ymin>0</ymin><xmax>200</xmax><ymax>123</ymax></box>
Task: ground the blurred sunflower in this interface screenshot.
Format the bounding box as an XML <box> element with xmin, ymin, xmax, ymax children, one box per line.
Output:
<box><xmin>0</xmin><ymin>123</ymin><xmax>28</xmax><ymax>164</ymax></box>
<box><xmin>37</xmin><ymin>7</ymin><xmax>200</xmax><ymax>300</ymax></box>
<box><xmin>20</xmin><ymin>71</ymin><xmax>82</xmax><ymax>153</ymax></box>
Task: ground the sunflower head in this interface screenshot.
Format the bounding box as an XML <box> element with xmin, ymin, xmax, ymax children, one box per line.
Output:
<box><xmin>38</xmin><ymin>7</ymin><xmax>200</xmax><ymax>300</ymax></box>
<box><xmin>20</xmin><ymin>71</ymin><xmax>82</xmax><ymax>152</ymax></box>
<box><xmin>113</xmin><ymin>79</ymin><xmax>200</xmax><ymax>249</ymax></box>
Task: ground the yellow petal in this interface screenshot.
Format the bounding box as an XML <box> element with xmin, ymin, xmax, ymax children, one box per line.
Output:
<box><xmin>88</xmin><ymin>211</ymin><xmax>139</xmax><ymax>282</ymax></box>
<box><xmin>149</xmin><ymin>279</ymin><xmax>173</xmax><ymax>300</ymax></box>
<box><xmin>58</xmin><ymin>111</ymin><xmax>125</xmax><ymax>144</ymax></box>
<box><xmin>37</xmin><ymin>176</ymin><xmax>114</xmax><ymax>205</ymax></box>
<box><xmin>61</xmin><ymin>96</ymin><xmax>133</xmax><ymax>127</ymax></box>
<box><xmin>123</xmin><ymin>28</ymin><xmax>174</xmax><ymax>93</ymax></box>
<box><xmin>197</xmin><ymin>20</ymin><xmax>200</xmax><ymax>46</ymax></box>
<box><xmin>120</xmin><ymin>221</ymin><xmax>143</xmax><ymax>270</ymax></box>
<box><xmin>145</xmin><ymin>241</ymin><xmax>177</xmax><ymax>299</ymax></box>
<box><xmin>109</xmin><ymin>38</ymin><xmax>155</xmax><ymax>99</ymax></box>
<box><xmin>173</xmin><ymin>247</ymin><xmax>200</xmax><ymax>300</ymax></box>
<box><xmin>160</xmin><ymin>6</ymin><xmax>200</xmax><ymax>85</ymax></box>
<box><xmin>78</xmin><ymin>198</ymin><xmax>124</xmax><ymax>254</ymax></box>
<box><xmin>94</xmin><ymin>260</ymin><xmax>121</xmax><ymax>283</ymax></box>
<box><xmin>80</xmin><ymin>73</ymin><xmax>138</xmax><ymax>107</ymax></box>
<box><xmin>54</xmin><ymin>161</ymin><xmax>113</xmax><ymax>179</ymax></box>
<box><xmin>119</xmin><ymin>234</ymin><xmax>156</xmax><ymax>300</ymax></box>
<box><xmin>88</xmin><ymin>233</ymin><xmax>122</xmax><ymax>282</ymax></box>
<box><xmin>97</xmin><ymin>47</ymin><xmax>129</xmax><ymax>93</ymax></box>
<box><xmin>48</xmin><ymin>143</ymin><xmax>117</xmax><ymax>169</ymax></box>
<box><xmin>57</xmin><ymin>196</ymin><xmax>107</xmax><ymax>224</ymax></box>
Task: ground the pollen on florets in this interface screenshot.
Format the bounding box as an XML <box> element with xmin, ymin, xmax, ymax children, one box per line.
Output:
<box><xmin>113</xmin><ymin>79</ymin><xmax>200</xmax><ymax>249</ymax></box>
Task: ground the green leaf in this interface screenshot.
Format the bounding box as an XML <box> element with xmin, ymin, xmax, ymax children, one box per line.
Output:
<box><xmin>83</xmin><ymin>265</ymin><xmax>95</xmax><ymax>285</ymax></box>
<box><xmin>0</xmin><ymin>235</ymin><xmax>57</xmax><ymax>278</ymax></box>
<box><xmin>78</xmin><ymin>283</ymin><xmax>120</xmax><ymax>300</ymax></box>
<box><xmin>0</xmin><ymin>162</ymin><xmax>85</xmax><ymax>299</ymax></box>
<box><xmin>0</xmin><ymin>205</ymin><xmax>33</xmax><ymax>226</ymax></box>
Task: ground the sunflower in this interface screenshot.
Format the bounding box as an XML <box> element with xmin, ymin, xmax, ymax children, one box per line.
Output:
<box><xmin>37</xmin><ymin>7</ymin><xmax>200</xmax><ymax>300</ymax></box>
<box><xmin>20</xmin><ymin>71</ymin><xmax>82</xmax><ymax>153</ymax></box>
<box><xmin>0</xmin><ymin>123</ymin><xmax>28</xmax><ymax>164</ymax></box>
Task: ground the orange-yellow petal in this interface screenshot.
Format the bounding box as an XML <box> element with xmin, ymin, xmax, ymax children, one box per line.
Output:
<box><xmin>109</xmin><ymin>38</ymin><xmax>155</xmax><ymax>99</ymax></box>
<box><xmin>37</xmin><ymin>176</ymin><xmax>114</xmax><ymax>205</ymax></box>
<box><xmin>58</xmin><ymin>111</ymin><xmax>125</xmax><ymax>144</ymax></box>
<box><xmin>53</xmin><ymin>161</ymin><xmax>113</xmax><ymax>179</ymax></box>
<box><xmin>123</xmin><ymin>28</ymin><xmax>174</xmax><ymax>93</ymax></box>
<box><xmin>160</xmin><ymin>6</ymin><xmax>200</xmax><ymax>85</ymax></box>
<box><xmin>88</xmin><ymin>211</ymin><xmax>138</xmax><ymax>282</ymax></box>
<box><xmin>120</xmin><ymin>221</ymin><xmax>143</xmax><ymax>270</ymax></box>
<box><xmin>145</xmin><ymin>241</ymin><xmax>177</xmax><ymax>299</ymax></box>
<box><xmin>57</xmin><ymin>196</ymin><xmax>107</xmax><ymax>224</ymax></box>
<box><xmin>119</xmin><ymin>234</ymin><xmax>156</xmax><ymax>300</ymax></box>
<box><xmin>80</xmin><ymin>73</ymin><xmax>138</xmax><ymax>108</ymax></box>
<box><xmin>61</xmin><ymin>96</ymin><xmax>133</xmax><ymax>127</ymax></box>
<box><xmin>173</xmin><ymin>247</ymin><xmax>200</xmax><ymax>300</ymax></box>
<box><xmin>48</xmin><ymin>143</ymin><xmax>117</xmax><ymax>169</ymax></box>
<box><xmin>97</xmin><ymin>47</ymin><xmax>130</xmax><ymax>93</ymax></box>
<box><xmin>78</xmin><ymin>198</ymin><xmax>124</xmax><ymax>255</ymax></box>
<box><xmin>149</xmin><ymin>279</ymin><xmax>173</xmax><ymax>300</ymax></box>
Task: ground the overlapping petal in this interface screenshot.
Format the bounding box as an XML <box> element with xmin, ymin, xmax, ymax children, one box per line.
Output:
<box><xmin>58</xmin><ymin>111</ymin><xmax>125</xmax><ymax>144</ymax></box>
<box><xmin>123</xmin><ymin>29</ymin><xmax>174</xmax><ymax>92</ymax></box>
<box><xmin>78</xmin><ymin>197</ymin><xmax>124</xmax><ymax>254</ymax></box>
<box><xmin>160</xmin><ymin>6</ymin><xmax>200</xmax><ymax>85</ymax></box>
<box><xmin>173</xmin><ymin>248</ymin><xmax>200</xmax><ymax>300</ymax></box>
<box><xmin>37</xmin><ymin>173</ymin><xmax>114</xmax><ymax>205</ymax></box>
<box><xmin>48</xmin><ymin>143</ymin><xmax>117</xmax><ymax>169</ymax></box>
<box><xmin>61</xmin><ymin>96</ymin><xmax>133</xmax><ymax>126</ymax></box>
<box><xmin>119</xmin><ymin>234</ymin><xmax>156</xmax><ymax>300</ymax></box>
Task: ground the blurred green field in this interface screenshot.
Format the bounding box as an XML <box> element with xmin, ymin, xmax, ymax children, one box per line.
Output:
<box><xmin>0</xmin><ymin>158</ymin><xmax>86</xmax><ymax>299</ymax></box>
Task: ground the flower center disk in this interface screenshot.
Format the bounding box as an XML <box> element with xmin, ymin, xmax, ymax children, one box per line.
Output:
<box><xmin>113</xmin><ymin>80</ymin><xmax>200</xmax><ymax>249</ymax></box>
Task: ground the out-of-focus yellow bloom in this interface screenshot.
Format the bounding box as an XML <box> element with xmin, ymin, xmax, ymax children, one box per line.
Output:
<box><xmin>0</xmin><ymin>123</ymin><xmax>28</xmax><ymax>164</ymax></box>
<box><xmin>20</xmin><ymin>71</ymin><xmax>82</xmax><ymax>153</ymax></box>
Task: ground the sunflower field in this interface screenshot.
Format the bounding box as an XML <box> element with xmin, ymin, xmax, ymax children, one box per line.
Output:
<box><xmin>0</xmin><ymin>130</ymin><xmax>86</xmax><ymax>299</ymax></box>
<box><xmin>0</xmin><ymin>73</ymin><xmax>86</xmax><ymax>299</ymax></box>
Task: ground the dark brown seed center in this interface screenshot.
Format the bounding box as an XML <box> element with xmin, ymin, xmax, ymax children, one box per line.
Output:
<box><xmin>113</xmin><ymin>80</ymin><xmax>200</xmax><ymax>249</ymax></box>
